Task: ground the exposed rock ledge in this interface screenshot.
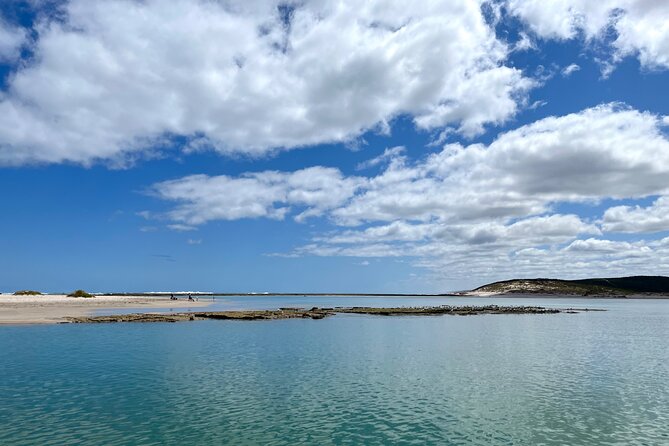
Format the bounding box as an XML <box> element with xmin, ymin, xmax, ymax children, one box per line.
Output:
<box><xmin>65</xmin><ymin>305</ymin><xmax>599</xmax><ymax>324</ymax></box>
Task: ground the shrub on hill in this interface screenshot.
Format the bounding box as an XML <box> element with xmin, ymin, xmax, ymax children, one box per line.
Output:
<box><xmin>13</xmin><ymin>290</ymin><xmax>42</xmax><ymax>295</ymax></box>
<box><xmin>68</xmin><ymin>289</ymin><xmax>93</xmax><ymax>298</ymax></box>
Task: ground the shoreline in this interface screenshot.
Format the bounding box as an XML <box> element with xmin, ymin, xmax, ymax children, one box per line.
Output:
<box><xmin>97</xmin><ymin>291</ymin><xmax>669</xmax><ymax>299</ymax></box>
<box><xmin>0</xmin><ymin>294</ymin><xmax>209</xmax><ymax>325</ymax></box>
<box><xmin>1</xmin><ymin>291</ymin><xmax>658</xmax><ymax>325</ymax></box>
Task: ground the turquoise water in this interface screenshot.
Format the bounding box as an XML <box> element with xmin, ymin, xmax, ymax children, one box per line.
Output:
<box><xmin>1</xmin><ymin>297</ymin><xmax>669</xmax><ymax>445</ymax></box>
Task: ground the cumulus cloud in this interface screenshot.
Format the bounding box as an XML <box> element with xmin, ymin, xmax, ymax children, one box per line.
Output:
<box><xmin>601</xmin><ymin>196</ymin><xmax>669</xmax><ymax>233</ymax></box>
<box><xmin>506</xmin><ymin>0</ymin><xmax>669</xmax><ymax>70</ymax></box>
<box><xmin>333</xmin><ymin>103</ymin><xmax>669</xmax><ymax>225</ymax></box>
<box><xmin>160</xmin><ymin>101</ymin><xmax>669</xmax><ymax>233</ymax></box>
<box><xmin>564</xmin><ymin>238</ymin><xmax>647</xmax><ymax>254</ymax></box>
<box><xmin>151</xmin><ymin>103</ymin><xmax>669</xmax><ymax>227</ymax></box>
<box><xmin>149</xmin><ymin>103</ymin><xmax>669</xmax><ymax>283</ymax></box>
<box><xmin>0</xmin><ymin>0</ymin><xmax>534</xmax><ymax>165</ymax></box>
<box><xmin>152</xmin><ymin>166</ymin><xmax>364</xmax><ymax>225</ymax></box>
<box><xmin>0</xmin><ymin>19</ymin><xmax>26</xmax><ymax>61</ymax></box>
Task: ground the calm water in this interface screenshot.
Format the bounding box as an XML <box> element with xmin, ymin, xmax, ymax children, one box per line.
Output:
<box><xmin>1</xmin><ymin>296</ymin><xmax>668</xmax><ymax>445</ymax></box>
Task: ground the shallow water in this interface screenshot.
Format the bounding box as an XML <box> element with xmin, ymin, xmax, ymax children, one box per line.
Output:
<box><xmin>1</xmin><ymin>296</ymin><xmax>668</xmax><ymax>445</ymax></box>
<box><xmin>95</xmin><ymin>293</ymin><xmax>660</xmax><ymax>315</ymax></box>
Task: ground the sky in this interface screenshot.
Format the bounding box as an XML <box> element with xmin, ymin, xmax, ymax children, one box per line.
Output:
<box><xmin>1</xmin><ymin>0</ymin><xmax>669</xmax><ymax>293</ymax></box>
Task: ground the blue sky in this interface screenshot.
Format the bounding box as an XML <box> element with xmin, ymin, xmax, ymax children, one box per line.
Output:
<box><xmin>1</xmin><ymin>0</ymin><xmax>669</xmax><ymax>293</ymax></box>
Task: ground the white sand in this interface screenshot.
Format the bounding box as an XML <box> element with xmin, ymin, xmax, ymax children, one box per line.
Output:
<box><xmin>0</xmin><ymin>294</ymin><xmax>209</xmax><ymax>325</ymax></box>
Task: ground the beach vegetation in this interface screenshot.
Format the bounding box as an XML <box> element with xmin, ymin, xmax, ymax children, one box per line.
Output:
<box><xmin>68</xmin><ymin>289</ymin><xmax>93</xmax><ymax>298</ymax></box>
<box><xmin>13</xmin><ymin>290</ymin><xmax>42</xmax><ymax>295</ymax></box>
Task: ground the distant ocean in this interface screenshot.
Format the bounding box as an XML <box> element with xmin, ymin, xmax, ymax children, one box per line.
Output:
<box><xmin>1</xmin><ymin>296</ymin><xmax>668</xmax><ymax>445</ymax></box>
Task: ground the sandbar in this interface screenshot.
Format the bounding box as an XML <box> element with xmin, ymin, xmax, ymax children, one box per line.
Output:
<box><xmin>0</xmin><ymin>294</ymin><xmax>209</xmax><ymax>325</ymax></box>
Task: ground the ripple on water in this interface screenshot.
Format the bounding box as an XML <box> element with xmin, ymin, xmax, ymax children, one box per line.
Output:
<box><xmin>1</xmin><ymin>301</ymin><xmax>669</xmax><ymax>445</ymax></box>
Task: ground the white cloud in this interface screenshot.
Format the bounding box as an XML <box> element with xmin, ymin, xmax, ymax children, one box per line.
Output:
<box><xmin>513</xmin><ymin>32</ymin><xmax>536</xmax><ymax>52</ymax></box>
<box><xmin>429</xmin><ymin>236</ymin><xmax>669</xmax><ymax>286</ymax></box>
<box><xmin>152</xmin><ymin>166</ymin><xmax>364</xmax><ymax>225</ymax></box>
<box><xmin>601</xmin><ymin>196</ymin><xmax>669</xmax><ymax>233</ymax></box>
<box><xmin>506</xmin><ymin>0</ymin><xmax>615</xmax><ymax>40</ymax></box>
<box><xmin>0</xmin><ymin>0</ymin><xmax>534</xmax><ymax>165</ymax></box>
<box><xmin>564</xmin><ymin>238</ymin><xmax>644</xmax><ymax>253</ymax></box>
<box><xmin>561</xmin><ymin>63</ymin><xmax>581</xmax><ymax>77</ymax></box>
<box><xmin>318</xmin><ymin>221</ymin><xmax>437</xmax><ymax>244</ymax></box>
<box><xmin>488</xmin><ymin>214</ymin><xmax>601</xmax><ymax>243</ymax></box>
<box><xmin>149</xmin><ymin>103</ymin><xmax>669</xmax><ymax>285</ymax></box>
<box><xmin>529</xmin><ymin>99</ymin><xmax>547</xmax><ymax>109</ymax></box>
<box><xmin>355</xmin><ymin>146</ymin><xmax>406</xmax><ymax>171</ymax></box>
<box><xmin>333</xmin><ymin>103</ymin><xmax>669</xmax><ymax>225</ymax></box>
<box><xmin>506</xmin><ymin>0</ymin><xmax>669</xmax><ymax>70</ymax></box>
<box><xmin>298</xmin><ymin>233</ymin><xmax>669</xmax><ymax>288</ymax></box>
<box><xmin>0</xmin><ymin>19</ymin><xmax>26</xmax><ymax>61</ymax></box>
<box><xmin>317</xmin><ymin>215</ymin><xmax>599</xmax><ymax>247</ymax></box>
<box><xmin>187</xmin><ymin>238</ymin><xmax>202</xmax><ymax>245</ymax></box>
<box><xmin>150</xmin><ymin>103</ymin><xmax>669</xmax><ymax>230</ymax></box>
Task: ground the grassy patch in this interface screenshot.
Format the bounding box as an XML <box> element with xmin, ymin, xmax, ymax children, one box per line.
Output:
<box><xmin>13</xmin><ymin>290</ymin><xmax>42</xmax><ymax>296</ymax></box>
<box><xmin>67</xmin><ymin>289</ymin><xmax>93</xmax><ymax>298</ymax></box>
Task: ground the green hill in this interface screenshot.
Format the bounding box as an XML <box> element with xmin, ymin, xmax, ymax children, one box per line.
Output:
<box><xmin>472</xmin><ymin>276</ymin><xmax>669</xmax><ymax>296</ymax></box>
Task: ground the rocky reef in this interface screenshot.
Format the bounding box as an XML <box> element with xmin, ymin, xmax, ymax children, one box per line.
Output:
<box><xmin>64</xmin><ymin>305</ymin><xmax>595</xmax><ymax>324</ymax></box>
<box><xmin>334</xmin><ymin>305</ymin><xmax>563</xmax><ymax>316</ymax></box>
<box><xmin>66</xmin><ymin>308</ymin><xmax>333</xmax><ymax>323</ymax></box>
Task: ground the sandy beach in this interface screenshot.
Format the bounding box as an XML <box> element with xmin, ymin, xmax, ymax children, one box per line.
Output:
<box><xmin>0</xmin><ymin>294</ymin><xmax>209</xmax><ymax>325</ymax></box>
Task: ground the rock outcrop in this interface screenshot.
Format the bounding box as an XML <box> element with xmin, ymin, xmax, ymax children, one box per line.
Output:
<box><xmin>64</xmin><ymin>305</ymin><xmax>594</xmax><ymax>324</ymax></box>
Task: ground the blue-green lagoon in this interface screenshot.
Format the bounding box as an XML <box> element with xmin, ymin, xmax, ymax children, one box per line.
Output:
<box><xmin>1</xmin><ymin>296</ymin><xmax>668</xmax><ymax>445</ymax></box>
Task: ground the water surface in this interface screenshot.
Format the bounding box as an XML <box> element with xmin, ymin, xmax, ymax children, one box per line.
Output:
<box><xmin>1</xmin><ymin>296</ymin><xmax>668</xmax><ymax>445</ymax></box>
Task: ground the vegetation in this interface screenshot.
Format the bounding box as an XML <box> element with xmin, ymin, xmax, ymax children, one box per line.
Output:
<box><xmin>67</xmin><ymin>289</ymin><xmax>93</xmax><ymax>298</ymax></box>
<box><xmin>573</xmin><ymin>276</ymin><xmax>669</xmax><ymax>293</ymax></box>
<box><xmin>13</xmin><ymin>290</ymin><xmax>42</xmax><ymax>296</ymax></box>
<box><xmin>473</xmin><ymin>276</ymin><xmax>669</xmax><ymax>296</ymax></box>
